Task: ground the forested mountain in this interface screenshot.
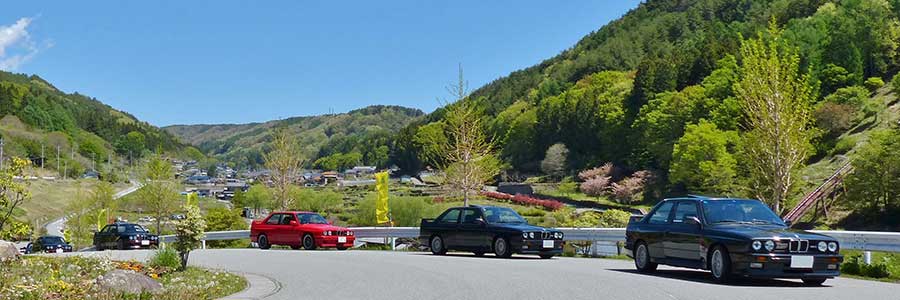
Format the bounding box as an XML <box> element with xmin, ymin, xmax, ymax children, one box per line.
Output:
<box><xmin>389</xmin><ymin>0</ymin><xmax>900</xmax><ymax>210</ymax></box>
<box><xmin>0</xmin><ymin>71</ymin><xmax>189</xmax><ymax>177</ymax></box>
<box><xmin>164</xmin><ymin>105</ymin><xmax>424</xmax><ymax>169</ymax></box>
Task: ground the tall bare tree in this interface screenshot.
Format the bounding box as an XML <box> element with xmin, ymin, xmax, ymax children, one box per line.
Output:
<box><xmin>438</xmin><ymin>65</ymin><xmax>502</xmax><ymax>206</ymax></box>
<box><xmin>140</xmin><ymin>154</ymin><xmax>179</xmax><ymax>234</ymax></box>
<box><xmin>265</xmin><ymin>127</ymin><xmax>304</xmax><ymax>210</ymax></box>
<box><xmin>735</xmin><ymin>23</ymin><xmax>814</xmax><ymax>214</ymax></box>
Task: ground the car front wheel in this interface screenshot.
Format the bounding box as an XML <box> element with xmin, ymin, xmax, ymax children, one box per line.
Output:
<box><xmin>302</xmin><ymin>234</ymin><xmax>317</xmax><ymax>250</ymax></box>
<box><xmin>493</xmin><ymin>237</ymin><xmax>512</xmax><ymax>258</ymax></box>
<box><xmin>539</xmin><ymin>254</ymin><xmax>554</xmax><ymax>259</ymax></box>
<box><xmin>430</xmin><ymin>235</ymin><xmax>447</xmax><ymax>255</ymax></box>
<box><xmin>710</xmin><ymin>246</ymin><xmax>732</xmax><ymax>283</ymax></box>
<box><xmin>258</xmin><ymin>234</ymin><xmax>271</xmax><ymax>250</ymax></box>
<box><xmin>634</xmin><ymin>242</ymin><xmax>658</xmax><ymax>272</ymax></box>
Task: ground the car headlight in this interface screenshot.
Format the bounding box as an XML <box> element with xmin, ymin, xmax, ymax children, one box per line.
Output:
<box><xmin>348</xmin><ymin>231</ymin><xmax>354</xmax><ymax>236</ymax></box>
<box><xmin>828</xmin><ymin>242</ymin><xmax>838</xmax><ymax>252</ymax></box>
<box><xmin>752</xmin><ymin>240</ymin><xmax>762</xmax><ymax>251</ymax></box>
<box><xmin>817</xmin><ymin>241</ymin><xmax>828</xmax><ymax>252</ymax></box>
<box><xmin>764</xmin><ymin>240</ymin><xmax>775</xmax><ymax>252</ymax></box>
<box><xmin>325</xmin><ymin>231</ymin><xmax>331</xmax><ymax>236</ymax></box>
<box><xmin>522</xmin><ymin>232</ymin><xmax>528</xmax><ymax>239</ymax></box>
<box><xmin>555</xmin><ymin>232</ymin><xmax>563</xmax><ymax>239</ymax></box>
<box><xmin>528</xmin><ymin>232</ymin><xmax>535</xmax><ymax>239</ymax></box>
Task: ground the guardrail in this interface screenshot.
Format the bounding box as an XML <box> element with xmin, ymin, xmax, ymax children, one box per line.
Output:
<box><xmin>161</xmin><ymin>228</ymin><xmax>900</xmax><ymax>254</ymax></box>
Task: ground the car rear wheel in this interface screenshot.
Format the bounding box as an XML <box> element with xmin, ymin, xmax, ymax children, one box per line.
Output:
<box><xmin>117</xmin><ymin>240</ymin><xmax>126</xmax><ymax>250</ymax></box>
<box><xmin>539</xmin><ymin>254</ymin><xmax>554</xmax><ymax>259</ymax></box>
<box><xmin>802</xmin><ymin>278</ymin><xmax>827</xmax><ymax>286</ymax></box>
<box><xmin>473</xmin><ymin>251</ymin><xmax>485</xmax><ymax>257</ymax></box>
<box><xmin>258</xmin><ymin>234</ymin><xmax>271</xmax><ymax>250</ymax></box>
<box><xmin>710</xmin><ymin>246</ymin><xmax>732</xmax><ymax>283</ymax></box>
<box><xmin>302</xmin><ymin>234</ymin><xmax>317</xmax><ymax>250</ymax></box>
<box><xmin>634</xmin><ymin>242</ymin><xmax>657</xmax><ymax>272</ymax></box>
<box><xmin>337</xmin><ymin>246</ymin><xmax>348</xmax><ymax>251</ymax></box>
<box><xmin>493</xmin><ymin>237</ymin><xmax>512</xmax><ymax>258</ymax></box>
<box><xmin>430</xmin><ymin>235</ymin><xmax>447</xmax><ymax>255</ymax></box>
<box><xmin>290</xmin><ymin>245</ymin><xmax>301</xmax><ymax>250</ymax></box>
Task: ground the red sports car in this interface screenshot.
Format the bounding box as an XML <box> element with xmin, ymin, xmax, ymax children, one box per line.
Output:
<box><xmin>250</xmin><ymin>211</ymin><xmax>355</xmax><ymax>250</ymax></box>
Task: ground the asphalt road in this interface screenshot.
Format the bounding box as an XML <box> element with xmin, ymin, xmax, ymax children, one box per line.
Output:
<box><xmin>64</xmin><ymin>249</ymin><xmax>897</xmax><ymax>300</ymax></box>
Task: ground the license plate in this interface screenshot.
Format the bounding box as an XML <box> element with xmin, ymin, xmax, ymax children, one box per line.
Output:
<box><xmin>791</xmin><ymin>255</ymin><xmax>814</xmax><ymax>268</ymax></box>
<box><xmin>542</xmin><ymin>240</ymin><xmax>554</xmax><ymax>248</ymax></box>
<box><xmin>141</xmin><ymin>240</ymin><xmax>150</xmax><ymax>246</ymax></box>
<box><xmin>55</xmin><ymin>248</ymin><xmax>63</xmax><ymax>254</ymax></box>
<box><xmin>338</xmin><ymin>236</ymin><xmax>347</xmax><ymax>243</ymax></box>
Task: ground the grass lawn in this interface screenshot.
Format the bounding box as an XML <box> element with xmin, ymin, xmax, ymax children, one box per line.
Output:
<box><xmin>0</xmin><ymin>255</ymin><xmax>246</xmax><ymax>300</ymax></box>
<box><xmin>17</xmin><ymin>179</ymin><xmax>128</xmax><ymax>227</ymax></box>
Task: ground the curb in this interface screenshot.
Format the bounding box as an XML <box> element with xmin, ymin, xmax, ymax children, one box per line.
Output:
<box><xmin>219</xmin><ymin>272</ymin><xmax>282</xmax><ymax>300</ymax></box>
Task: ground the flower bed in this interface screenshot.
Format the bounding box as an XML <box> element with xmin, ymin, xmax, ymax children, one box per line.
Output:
<box><xmin>0</xmin><ymin>256</ymin><xmax>246</xmax><ymax>300</ymax></box>
<box><xmin>483</xmin><ymin>191</ymin><xmax>565</xmax><ymax>211</ymax></box>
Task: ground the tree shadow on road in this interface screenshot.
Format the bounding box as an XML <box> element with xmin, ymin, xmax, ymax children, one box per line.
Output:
<box><xmin>608</xmin><ymin>269</ymin><xmax>834</xmax><ymax>288</ymax></box>
<box><xmin>411</xmin><ymin>252</ymin><xmax>543</xmax><ymax>260</ymax></box>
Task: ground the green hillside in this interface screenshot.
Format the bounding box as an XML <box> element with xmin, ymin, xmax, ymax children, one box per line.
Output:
<box><xmin>163</xmin><ymin>105</ymin><xmax>424</xmax><ymax>169</ymax></box>
<box><xmin>0</xmin><ymin>71</ymin><xmax>191</xmax><ymax>177</ymax></box>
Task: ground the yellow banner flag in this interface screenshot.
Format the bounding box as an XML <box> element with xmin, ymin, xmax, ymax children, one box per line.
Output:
<box><xmin>375</xmin><ymin>171</ymin><xmax>390</xmax><ymax>224</ymax></box>
<box><xmin>97</xmin><ymin>208</ymin><xmax>107</xmax><ymax>231</ymax></box>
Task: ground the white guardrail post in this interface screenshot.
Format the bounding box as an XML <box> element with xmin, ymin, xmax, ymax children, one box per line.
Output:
<box><xmin>159</xmin><ymin>228</ymin><xmax>900</xmax><ymax>259</ymax></box>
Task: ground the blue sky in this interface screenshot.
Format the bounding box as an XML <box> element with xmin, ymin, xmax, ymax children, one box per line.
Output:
<box><xmin>1</xmin><ymin>1</ymin><xmax>641</xmax><ymax>126</ymax></box>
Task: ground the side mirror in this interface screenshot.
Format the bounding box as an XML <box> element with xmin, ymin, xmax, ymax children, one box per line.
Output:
<box><xmin>783</xmin><ymin>219</ymin><xmax>792</xmax><ymax>227</ymax></box>
<box><xmin>327</xmin><ymin>220</ymin><xmax>333</xmax><ymax>225</ymax></box>
<box><xmin>475</xmin><ymin>218</ymin><xmax>486</xmax><ymax>226</ymax></box>
<box><xmin>289</xmin><ymin>220</ymin><xmax>298</xmax><ymax>226</ymax></box>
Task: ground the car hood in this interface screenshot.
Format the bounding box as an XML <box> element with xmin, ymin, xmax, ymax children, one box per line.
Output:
<box><xmin>303</xmin><ymin>224</ymin><xmax>350</xmax><ymax>231</ymax></box>
<box><xmin>490</xmin><ymin>223</ymin><xmax>558</xmax><ymax>233</ymax></box>
<box><xmin>709</xmin><ymin>224</ymin><xmax>837</xmax><ymax>241</ymax></box>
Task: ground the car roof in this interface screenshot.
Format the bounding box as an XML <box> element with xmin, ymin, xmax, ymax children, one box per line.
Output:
<box><xmin>272</xmin><ymin>211</ymin><xmax>315</xmax><ymax>214</ymax></box>
<box><xmin>663</xmin><ymin>195</ymin><xmax>761</xmax><ymax>202</ymax></box>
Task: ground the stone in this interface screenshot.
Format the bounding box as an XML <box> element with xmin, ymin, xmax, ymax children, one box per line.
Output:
<box><xmin>0</xmin><ymin>240</ymin><xmax>20</xmax><ymax>261</ymax></box>
<box><xmin>96</xmin><ymin>269</ymin><xmax>163</xmax><ymax>294</ymax></box>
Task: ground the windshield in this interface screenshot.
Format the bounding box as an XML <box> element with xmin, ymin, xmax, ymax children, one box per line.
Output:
<box><xmin>299</xmin><ymin>213</ymin><xmax>328</xmax><ymax>224</ymax></box>
<box><xmin>40</xmin><ymin>236</ymin><xmax>65</xmax><ymax>244</ymax></box>
<box><xmin>702</xmin><ymin>199</ymin><xmax>785</xmax><ymax>226</ymax></box>
<box><xmin>118</xmin><ymin>224</ymin><xmax>149</xmax><ymax>233</ymax></box>
<box><xmin>483</xmin><ymin>207</ymin><xmax>527</xmax><ymax>224</ymax></box>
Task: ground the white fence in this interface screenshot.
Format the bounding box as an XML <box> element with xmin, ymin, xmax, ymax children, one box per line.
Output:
<box><xmin>160</xmin><ymin>228</ymin><xmax>900</xmax><ymax>253</ymax></box>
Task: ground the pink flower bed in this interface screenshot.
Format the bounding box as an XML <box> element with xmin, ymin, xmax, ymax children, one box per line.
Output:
<box><xmin>482</xmin><ymin>191</ymin><xmax>564</xmax><ymax>211</ymax></box>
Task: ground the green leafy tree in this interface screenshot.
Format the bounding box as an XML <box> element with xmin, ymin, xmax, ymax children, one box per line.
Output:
<box><xmin>174</xmin><ymin>203</ymin><xmax>206</xmax><ymax>271</ymax></box>
<box><xmin>864</xmin><ymin>77</ymin><xmax>885</xmax><ymax>92</ymax></box>
<box><xmin>735</xmin><ymin>23</ymin><xmax>815</xmax><ymax>214</ymax></box>
<box><xmin>669</xmin><ymin>120</ymin><xmax>738</xmax><ymax>194</ymax></box>
<box><xmin>844</xmin><ymin>129</ymin><xmax>900</xmax><ymax>211</ymax></box>
<box><xmin>203</xmin><ymin>207</ymin><xmax>247</xmax><ymax>248</ymax></box>
<box><xmin>140</xmin><ymin>154</ymin><xmax>179</xmax><ymax>234</ymax></box>
<box><xmin>540</xmin><ymin>143</ymin><xmax>569</xmax><ymax>179</ymax></box>
<box><xmin>242</xmin><ymin>185</ymin><xmax>272</xmax><ymax>216</ymax></box>
<box><xmin>0</xmin><ymin>157</ymin><xmax>30</xmax><ymax>232</ymax></box>
<box><xmin>117</xmin><ymin>131</ymin><xmax>146</xmax><ymax>159</ymax></box>
<box><xmin>265</xmin><ymin>127</ymin><xmax>304</xmax><ymax>210</ymax></box>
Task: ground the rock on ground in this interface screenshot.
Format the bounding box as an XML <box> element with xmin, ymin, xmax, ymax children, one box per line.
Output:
<box><xmin>96</xmin><ymin>269</ymin><xmax>163</xmax><ymax>294</ymax></box>
<box><xmin>0</xmin><ymin>240</ymin><xmax>20</xmax><ymax>261</ymax></box>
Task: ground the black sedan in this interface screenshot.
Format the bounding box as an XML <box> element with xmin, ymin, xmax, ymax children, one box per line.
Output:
<box><xmin>93</xmin><ymin>222</ymin><xmax>159</xmax><ymax>250</ymax></box>
<box><xmin>625</xmin><ymin>196</ymin><xmax>843</xmax><ymax>285</ymax></box>
<box><xmin>420</xmin><ymin>205</ymin><xmax>564</xmax><ymax>259</ymax></box>
<box><xmin>26</xmin><ymin>235</ymin><xmax>73</xmax><ymax>254</ymax></box>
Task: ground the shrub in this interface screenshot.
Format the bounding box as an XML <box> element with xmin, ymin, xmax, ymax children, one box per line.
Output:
<box><xmin>814</xmin><ymin>102</ymin><xmax>856</xmax><ymax>134</ymax></box>
<box><xmin>578</xmin><ymin>163</ymin><xmax>614</xmax><ymax>181</ymax></box>
<box><xmin>149</xmin><ymin>247</ymin><xmax>181</xmax><ymax>270</ymax></box>
<box><xmin>861</xmin><ymin>261</ymin><xmax>893</xmax><ymax>278</ymax></box>
<box><xmin>892</xmin><ymin>75</ymin><xmax>900</xmax><ymax>94</ymax></box>
<box><xmin>580</xmin><ymin>176</ymin><xmax>611</xmax><ymax>197</ymax></box>
<box><xmin>203</xmin><ymin>207</ymin><xmax>248</xmax><ymax>248</ymax></box>
<box><xmin>557</xmin><ymin>182</ymin><xmax>578</xmax><ymax>195</ymax></box>
<box><xmin>596</xmin><ymin>209</ymin><xmax>632</xmax><ymax>227</ymax></box>
<box><xmin>831</xmin><ymin>136</ymin><xmax>858</xmax><ymax>155</ymax></box>
<box><xmin>864</xmin><ymin>77</ymin><xmax>885</xmax><ymax>92</ymax></box>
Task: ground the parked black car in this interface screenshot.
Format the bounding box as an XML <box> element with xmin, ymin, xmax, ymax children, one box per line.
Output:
<box><xmin>420</xmin><ymin>205</ymin><xmax>564</xmax><ymax>259</ymax></box>
<box><xmin>625</xmin><ymin>196</ymin><xmax>843</xmax><ymax>285</ymax></box>
<box><xmin>26</xmin><ymin>235</ymin><xmax>73</xmax><ymax>254</ymax></box>
<box><xmin>93</xmin><ymin>222</ymin><xmax>159</xmax><ymax>250</ymax></box>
